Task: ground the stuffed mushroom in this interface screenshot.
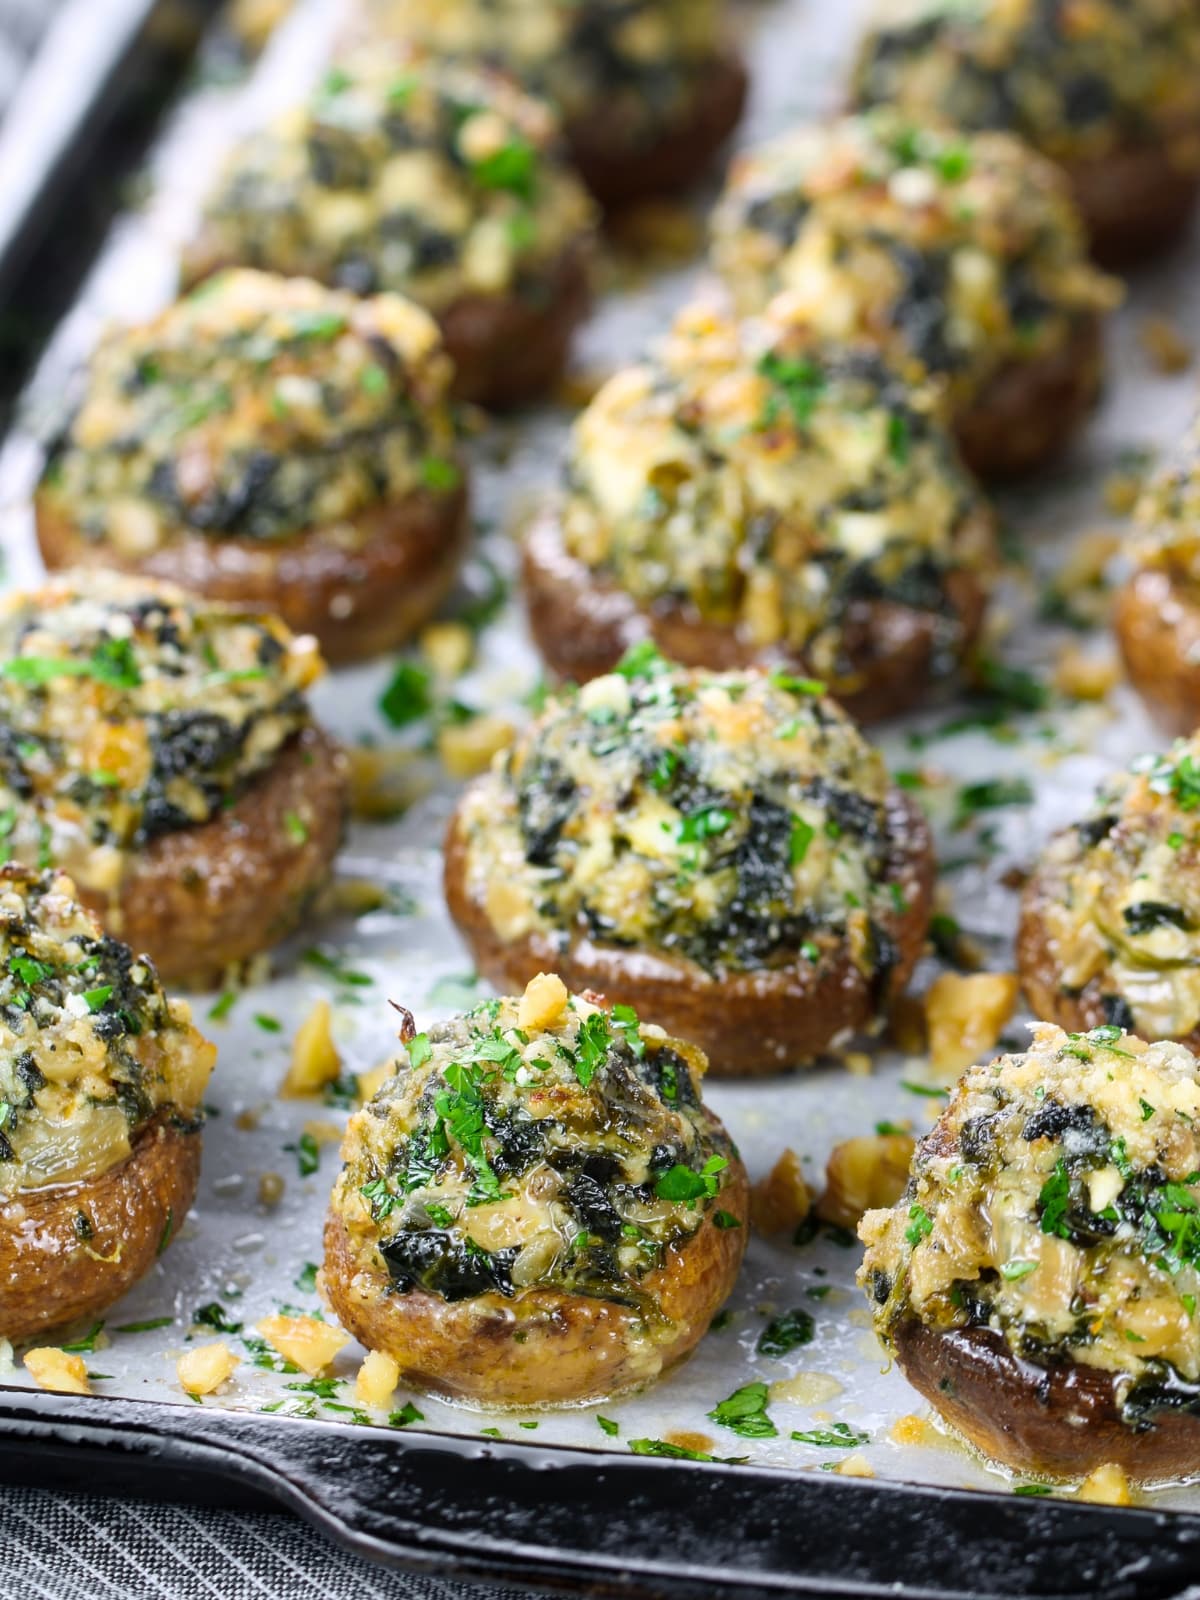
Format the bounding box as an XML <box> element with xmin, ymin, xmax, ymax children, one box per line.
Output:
<box><xmin>1019</xmin><ymin>736</ymin><xmax>1200</xmax><ymax>1049</ymax></box>
<box><xmin>0</xmin><ymin>866</ymin><xmax>216</xmax><ymax>1343</ymax></box>
<box><xmin>444</xmin><ymin>653</ymin><xmax>935</xmax><ymax>1077</ymax></box>
<box><xmin>852</xmin><ymin>0</ymin><xmax>1200</xmax><ymax>266</ymax></box>
<box><xmin>524</xmin><ymin>300</ymin><xmax>994</xmax><ymax>718</ymax></box>
<box><xmin>0</xmin><ymin>573</ymin><xmax>347</xmax><ymax>988</ymax></box>
<box><xmin>36</xmin><ymin>272</ymin><xmax>466</xmax><ymax>664</ymax></box>
<box><xmin>709</xmin><ymin>112</ymin><xmax>1121</xmax><ymax>479</ymax></box>
<box><xmin>1116</xmin><ymin>427</ymin><xmax>1200</xmax><ymax>734</ymax></box>
<box><xmin>346</xmin><ymin>0</ymin><xmax>747</xmax><ymax>207</ymax></box>
<box><xmin>184</xmin><ymin>58</ymin><xmax>594</xmax><ymax>409</ymax></box>
<box><xmin>323</xmin><ymin>977</ymin><xmax>748</xmax><ymax>1406</ymax></box>
<box><xmin>861</xmin><ymin>1022</ymin><xmax>1200</xmax><ymax>1480</ymax></box>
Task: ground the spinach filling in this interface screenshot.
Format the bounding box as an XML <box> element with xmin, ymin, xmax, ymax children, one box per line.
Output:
<box><xmin>360</xmin><ymin>1002</ymin><xmax>730</xmax><ymax>1308</ymax></box>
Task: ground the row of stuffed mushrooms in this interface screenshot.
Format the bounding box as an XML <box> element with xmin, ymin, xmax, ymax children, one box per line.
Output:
<box><xmin>12</xmin><ymin>568</ymin><xmax>1200</xmax><ymax>1485</ymax></box>
<box><xmin>37</xmin><ymin>0</ymin><xmax>1200</xmax><ymax>692</ymax></box>
<box><xmin>13</xmin><ymin>0</ymin><xmax>1200</xmax><ymax>1499</ymax></box>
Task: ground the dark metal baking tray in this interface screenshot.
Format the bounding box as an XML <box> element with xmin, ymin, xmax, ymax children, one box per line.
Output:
<box><xmin>6</xmin><ymin>1388</ymin><xmax>1200</xmax><ymax>1600</ymax></box>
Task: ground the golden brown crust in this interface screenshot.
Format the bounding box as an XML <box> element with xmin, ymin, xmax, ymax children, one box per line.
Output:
<box><xmin>954</xmin><ymin>316</ymin><xmax>1105</xmax><ymax>481</ymax></box>
<box><xmin>444</xmin><ymin>788</ymin><xmax>935</xmax><ymax>1078</ymax></box>
<box><xmin>35</xmin><ymin>483</ymin><xmax>470</xmax><ymax>668</ymax></box>
<box><xmin>0</xmin><ymin>1111</ymin><xmax>202</xmax><ymax>1344</ymax></box>
<box><xmin>323</xmin><ymin>1152</ymin><xmax>748</xmax><ymax>1406</ymax></box>
<box><xmin>891</xmin><ymin>1316</ymin><xmax>1200</xmax><ymax>1481</ymax></box>
<box><xmin>89</xmin><ymin>726</ymin><xmax>347</xmax><ymax>989</ymax></box>
<box><xmin>566</xmin><ymin>52</ymin><xmax>748</xmax><ymax>208</ymax></box>
<box><xmin>440</xmin><ymin>244</ymin><xmax>592</xmax><ymax>409</ymax></box>
<box><xmin>1067</xmin><ymin>127</ymin><xmax>1200</xmax><ymax>269</ymax></box>
<box><xmin>520</xmin><ymin>505</ymin><xmax>990</xmax><ymax>723</ymax></box>
<box><xmin>1114</xmin><ymin>566</ymin><xmax>1200</xmax><ymax>737</ymax></box>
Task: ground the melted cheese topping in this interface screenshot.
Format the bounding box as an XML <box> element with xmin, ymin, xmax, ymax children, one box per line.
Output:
<box><xmin>352</xmin><ymin>0</ymin><xmax>727</xmax><ymax>148</ymax></box>
<box><xmin>710</xmin><ymin>111</ymin><xmax>1120</xmax><ymax>405</ymax></box>
<box><xmin>193</xmin><ymin>56</ymin><xmax>593</xmax><ymax>314</ymax></box>
<box><xmin>43</xmin><ymin>271</ymin><xmax>457</xmax><ymax>555</ymax></box>
<box><xmin>0</xmin><ymin>574</ymin><xmax>320</xmax><ymax>900</ymax></box>
<box><xmin>1033</xmin><ymin>736</ymin><xmax>1200</xmax><ymax>1041</ymax></box>
<box><xmin>332</xmin><ymin>991</ymin><xmax>734</xmax><ymax>1315</ymax></box>
<box><xmin>854</xmin><ymin>0</ymin><xmax>1200</xmax><ymax>165</ymax></box>
<box><xmin>861</xmin><ymin>1024</ymin><xmax>1200</xmax><ymax>1388</ymax></box>
<box><xmin>0</xmin><ymin>868</ymin><xmax>215</xmax><ymax>1197</ymax></box>
<box><xmin>562</xmin><ymin>300</ymin><xmax>991</xmax><ymax>677</ymax></box>
<box><xmin>458</xmin><ymin>655</ymin><xmax>907</xmax><ymax>977</ymax></box>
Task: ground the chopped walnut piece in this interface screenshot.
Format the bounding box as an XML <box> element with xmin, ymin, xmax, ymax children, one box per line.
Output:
<box><xmin>24</xmin><ymin>1348</ymin><xmax>89</xmax><ymax>1395</ymax></box>
<box><xmin>256</xmin><ymin>1314</ymin><xmax>348</xmax><ymax>1376</ymax></box>
<box><xmin>178</xmin><ymin>1342</ymin><xmax>240</xmax><ymax>1397</ymax></box>
<box><xmin>518</xmin><ymin>972</ymin><xmax>570</xmax><ymax>1032</ymax></box>
<box><xmin>924</xmin><ymin>972</ymin><xmax>1019</xmax><ymax>1079</ymax></box>
<box><xmin>751</xmin><ymin>1149</ymin><xmax>812</xmax><ymax>1235</ymax></box>
<box><xmin>819</xmin><ymin>1135</ymin><xmax>915</xmax><ymax>1229</ymax></box>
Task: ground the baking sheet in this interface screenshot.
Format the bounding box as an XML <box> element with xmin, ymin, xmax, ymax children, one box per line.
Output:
<box><xmin>1</xmin><ymin>0</ymin><xmax>1200</xmax><ymax>1512</ymax></box>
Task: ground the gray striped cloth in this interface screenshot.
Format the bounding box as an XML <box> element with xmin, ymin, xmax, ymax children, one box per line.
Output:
<box><xmin>2</xmin><ymin>1486</ymin><xmax>525</xmax><ymax>1600</ymax></box>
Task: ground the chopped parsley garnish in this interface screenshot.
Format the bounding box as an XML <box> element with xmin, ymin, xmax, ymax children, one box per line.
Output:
<box><xmin>769</xmin><ymin>670</ymin><xmax>825</xmax><ymax>697</ymax></box>
<box><xmin>60</xmin><ymin>1321</ymin><xmax>105</xmax><ymax>1354</ymax></box>
<box><xmin>193</xmin><ymin>1302</ymin><xmax>243</xmax><ymax>1334</ymax></box>
<box><xmin>904</xmin><ymin>1204</ymin><xmax>933</xmax><ymax>1246</ymax></box>
<box><xmin>1</xmin><ymin>637</ymin><xmax>142</xmax><ymax>691</ymax></box>
<box><xmin>713</xmin><ymin>1210</ymin><xmax>741</xmax><ymax>1230</ymax></box>
<box><xmin>610</xmin><ymin>1002</ymin><xmax>645</xmax><ymax>1060</ymax></box>
<box><xmin>283</xmin><ymin>811</ymin><xmax>309</xmax><ymax>844</ymax></box>
<box><xmin>293</xmin><ymin>1131</ymin><xmax>321</xmax><ymax>1178</ymax></box>
<box><xmin>614</xmin><ymin>640</ymin><xmax>669</xmax><ymax>681</ymax></box>
<box><xmin>791</xmin><ymin>1422</ymin><xmax>868</xmax><ymax>1448</ymax></box>
<box><xmin>790</xmin><ymin>816</ymin><xmax>815</xmax><ymax>866</ymax></box>
<box><xmin>390</xmin><ymin>1401</ymin><xmax>425</xmax><ymax>1427</ymax></box>
<box><xmin>295</xmin><ymin>1262</ymin><xmax>319</xmax><ymax>1293</ymax></box>
<box><xmin>303</xmin><ymin>948</ymin><xmax>374</xmax><ymax>987</ymax></box>
<box><xmin>380</xmin><ymin>661</ymin><xmax>434</xmax><ymax>728</ymax></box>
<box><xmin>756</xmin><ymin>1307</ymin><xmax>815</xmax><ymax>1357</ymax></box>
<box><xmin>434</xmin><ymin>1061</ymin><xmax>508</xmax><ymax>1205</ymax></box>
<box><xmin>574</xmin><ymin>1011</ymin><xmax>611</xmax><ymax>1089</ymax></box>
<box><xmin>470</xmin><ymin>137</ymin><xmax>538</xmax><ymax>200</ymax></box>
<box><xmin>676</xmin><ymin>806</ymin><xmax>733</xmax><ymax>848</ymax></box>
<box><xmin>654</xmin><ymin>1155</ymin><xmax>728</xmax><ymax>1206</ymax></box>
<box><xmin>758</xmin><ymin>350</ymin><xmax>825</xmax><ymax>430</ymax></box>
<box><xmin>953</xmin><ymin>778</ymin><xmax>1034</xmax><ymax>826</ymax></box>
<box><xmin>708</xmin><ymin>1381</ymin><xmax>777</xmax><ymax>1440</ymax></box>
<box><xmin>407</xmin><ymin>1033</ymin><xmax>432</xmax><ymax>1069</ymax></box>
<box><xmin>999</xmin><ymin>1260</ymin><xmax>1038</xmax><ymax>1282</ymax></box>
<box><xmin>1038</xmin><ymin>1158</ymin><xmax>1072</xmax><ymax>1239</ymax></box>
<box><xmin>628</xmin><ymin>1438</ymin><xmax>746</xmax><ymax>1464</ymax></box>
<box><xmin>597</xmin><ymin>1416</ymin><xmax>619</xmax><ymax>1437</ymax></box>
<box><xmin>420</xmin><ymin>456</ymin><xmax>461</xmax><ymax>492</ymax></box>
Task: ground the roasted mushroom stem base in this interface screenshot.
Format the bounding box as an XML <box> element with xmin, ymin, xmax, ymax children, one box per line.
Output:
<box><xmin>0</xmin><ymin>1111</ymin><xmax>203</xmax><ymax>1344</ymax></box>
<box><xmin>324</xmin><ymin>1158</ymin><xmax>749</xmax><ymax>1407</ymax></box>
<box><xmin>1067</xmin><ymin>128</ymin><xmax>1200</xmax><ymax>269</ymax></box>
<box><xmin>35</xmin><ymin>484</ymin><xmax>470</xmax><ymax>667</ymax></box>
<box><xmin>891</xmin><ymin>1318</ymin><xmax>1200</xmax><ymax>1482</ymax></box>
<box><xmin>954</xmin><ymin>316</ymin><xmax>1105</xmax><ymax>481</ymax></box>
<box><xmin>567</xmin><ymin>52</ymin><xmax>748</xmax><ymax>208</ymax></box>
<box><xmin>521</xmin><ymin>508</ymin><xmax>990</xmax><ymax>725</ymax></box>
<box><xmin>439</xmin><ymin>245</ymin><xmax>592</xmax><ymax>410</ymax></box>
<box><xmin>1115</xmin><ymin>567</ymin><xmax>1200</xmax><ymax>736</ymax></box>
<box><xmin>444</xmin><ymin>789</ymin><xmax>935</xmax><ymax>1078</ymax></box>
<box><xmin>95</xmin><ymin>725</ymin><xmax>347</xmax><ymax>990</ymax></box>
